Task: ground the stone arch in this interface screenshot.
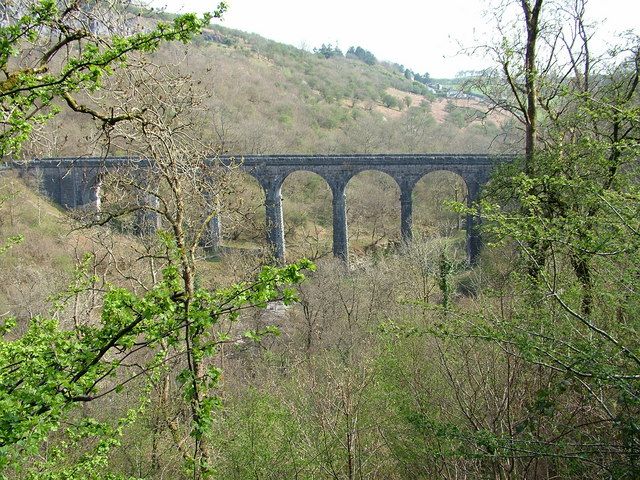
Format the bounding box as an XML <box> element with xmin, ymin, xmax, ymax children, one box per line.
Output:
<box><xmin>412</xmin><ymin>169</ymin><xmax>469</xmax><ymax>239</ymax></box>
<box><xmin>222</xmin><ymin>169</ymin><xmax>267</xmax><ymax>248</ymax></box>
<box><xmin>345</xmin><ymin>170</ymin><xmax>402</xmax><ymax>256</ymax></box>
<box><xmin>281</xmin><ymin>170</ymin><xmax>333</xmax><ymax>260</ymax></box>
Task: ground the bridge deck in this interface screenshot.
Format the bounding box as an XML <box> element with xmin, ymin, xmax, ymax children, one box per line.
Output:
<box><xmin>16</xmin><ymin>154</ymin><xmax>514</xmax><ymax>168</ymax></box>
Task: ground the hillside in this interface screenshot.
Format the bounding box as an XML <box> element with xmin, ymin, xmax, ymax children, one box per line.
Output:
<box><xmin>21</xmin><ymin>24</ymin><xmax>514</xmax><ymax>159</ymax></box>
<box><xmin>0</xmin><ymin>171</ymin><xmax>265</xmax><ymax>322</ymax></box>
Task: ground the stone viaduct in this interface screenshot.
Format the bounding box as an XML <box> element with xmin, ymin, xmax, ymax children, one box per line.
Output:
<box><xmin>11</xmin><ymin>154</ymin><xmax>512</xmax><ymax>264</ymax></box>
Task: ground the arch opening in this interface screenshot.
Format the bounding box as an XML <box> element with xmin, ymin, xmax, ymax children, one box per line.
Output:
<box><xmin>281</xmin><ymin>170</ymin><xmax>333</xmax><ymax>260</ymax></box>
<box><xmin>346</xmin><ymin>170</ymin><xmax>400</xmax><ymax>257</ymax></box>
<box><xmin>412</xmin><ymin>170</ymin><xmax>468</xmax><ymax>248</ymax></box>
<box><xmin>221</xmin><ymin>170</ymin><xmax>266</xmax><ymax>250</ymax></box>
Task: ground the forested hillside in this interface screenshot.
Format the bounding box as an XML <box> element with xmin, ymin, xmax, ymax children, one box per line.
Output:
<box><xmin>21</xmin><ymin>23</ymin><xmax>509</xmax><ymax>159</ymax></box>
<box><xmin>1</xmin><ymin>1</ymin><xmax>639</xmax><ymax>479</ymax></box>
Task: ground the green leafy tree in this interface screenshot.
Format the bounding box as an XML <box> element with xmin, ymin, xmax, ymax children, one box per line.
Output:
<box><xmin>313</xmin><ymin>43</ymin><xmax>343</xmax><ymax>59</ymax></box>
<box><xmin>346</xmin><ymin>46</ymin><xmax>377</xmax><ymax>65</ymax></box>
<box><xmin>0</xmin><ymin>2</ymin><xmax>317</xmax><ymax>478</ymax></box>
<box><xmin>413</xmin><ymin>71</ymin><xmax>430</xmax><ymax>85</ymax></box>
<box><xmin>0</xmin><ymin>248</ymin><xmax>313</xmax><ymax>476</ymax></box>
<box><xmin>0</xmin><ymin>0</ymin><xmax>226</xmax><ymax>159</ymax></box>
<box><xmin>380</xmin><ymin>91</ymin><xmax>400</xmax><ymax>109</ymax></box>
<box><xmin>450</xmin><ymin>0</ymin><xmax>640</xmax><ymax>475</ymax></box>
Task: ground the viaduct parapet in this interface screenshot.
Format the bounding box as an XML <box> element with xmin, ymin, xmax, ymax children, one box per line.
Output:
<box><xmin>12</xmin><ymin>154</ymin><xmax>514</xmax><ymax>264</ymax></box>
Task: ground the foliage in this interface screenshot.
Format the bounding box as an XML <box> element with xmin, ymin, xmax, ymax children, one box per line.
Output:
<box><xmin>313</xmin><ymin>43</ymin><xmax>343</xmax><ymax>59</ymax></box>
<box><xmin>0</xmin><ymin>2</ymin><xmax>320</xmax><ymax>478</ymax></box>
<box><xmin>346</xmin><ymin>45</ymin><xmax>377</xmax><ymax>65</ymax></box>
<box><xmin>444</xmin><ymin>0</ymin><xmax>640</xmax><ymax>474</ymax></box>
<box><xmin>5</xmin><ymin>0</ymin><xmax>640</xmax><ymax>478</ymax></box>
<box><xmin>380</xmin><ymin>91</ymin><xmax>400</xmax><ymax>109</ymax></box>
<box><xmin>0</xmin><ymin>0</ymin><xmax>224</xmax><ymax>158</ymax></box>
<box><xmin>400</xmin><ymin>67</ymin><xmax>431</xmax><ymax>87</ymax></box>
<box><xmin>0</xmin><ymin>234</ymin><xmax>22</xmax><ymax>254</ymax></box>
<box><xmin>0</xmin><ymin>249</ymin><xmax>314</xmax><ymax>473</ymax></box>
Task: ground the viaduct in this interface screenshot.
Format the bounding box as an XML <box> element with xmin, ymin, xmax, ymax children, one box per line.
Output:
<box><xmin>11</xmin><ymin>154</ymin><xmax>512</xmax><ymax>264</ymax></box>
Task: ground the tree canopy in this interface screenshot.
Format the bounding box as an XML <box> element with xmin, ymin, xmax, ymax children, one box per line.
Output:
<box><xmin>346</xmin><ymin>45</ymin><xmax>377</xmax><ymax>65</ymax></box>
<box><xmin>0</xmin><ymin>0</ymin><xmax>225</xmax><ymax>159</ymax></box>
<box><xmin>0</xmin><ymin>2</ymin><xmax>315</xmax><ymax>478</ymax></box>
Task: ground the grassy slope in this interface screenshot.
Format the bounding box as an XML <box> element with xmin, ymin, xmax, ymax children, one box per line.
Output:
<box><xmin>25</xmin><ymin>23</ymin><xmax>511</xmax><ymax>158</ymax></box>
<box><xmin>183</xmin><ymin>25</ymin><xmax>508</xmax><ymax>154</ymax></box>
<box><xmin>0</xmin><ymin>171</ymin><xmax>273</xmax><ymax>322</ymax></box>
<box><xmin>0</xmin><ymin>173</ymin><xmax>80</xmax><ymax>319</ymax></box>
<box><xmin>0</xmin><ymin>173</ymin><xmax>169</xmax><ymax>322</ymax></box>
